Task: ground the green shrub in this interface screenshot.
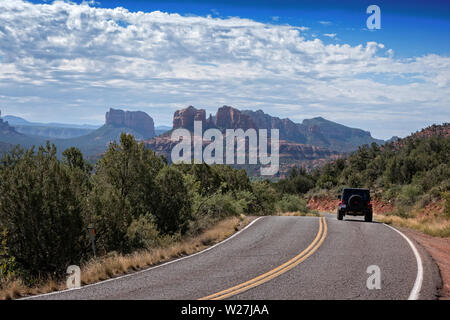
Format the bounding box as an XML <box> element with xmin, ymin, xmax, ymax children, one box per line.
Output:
<box><xmin>198</xmin><ymin>192</ymin><xmax>247</xmax><ymax>217</ymax></box>
<box><xmin>276</xmin><ymin>167</ymin><xmax>315</xmax><ymax>194</ymax></box>
<box><xmin>248</xmin><ymin>181</ymin><xmax>278</xmax><ymax>215</ymax></box>
<box><xmin>126</xmin><ymin>215</ymin><xmax>160</xmax><ymax>249</ymax></box>
<box><xmin>416</xmin><ymin>193</ymin><xmax>432</xmax><ymax>209</ymax></box>
<box><xmin>346</xmin><ymin>172</ymin><xmax>363</xmax><ymax>188</ymax></box>
<box><xmin>154</xmin><ymin>166</ymin><xmax>192</xmax><ymax>235</ymax></box>
<box><xmin>0</xmin><ymin>229</ymin><xmax>20</xmax><ymax>281</ymax></box>
<box><xmin>398</xmin><ymin>184</ymin><xmax>423</xmax><ymax>206</ymax></box>
<box><xmin>316</xmin><ymin>174</ymin><xmax>337</xmax><ymax>190</ymax></box>
<box><xmin>388</xmin><ymin>205</ymin><xmax>413</xmax><ymax>219</ymax></box>
<box><xmin>276</xmin><ymin>195</ymin><xmax>309</xmax><ymax>213</ymax></box>
<box><xmin>87</xmin><ymin>134</ymin><xmax>164</xmax><ymax>253</ymax></box>
<box><xmin>382</xmin><ymin>185</ymin><xmax>402</xmax><ymax>201</ymax></box>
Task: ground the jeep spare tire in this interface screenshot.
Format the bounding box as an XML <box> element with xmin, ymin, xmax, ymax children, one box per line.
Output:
<box><xmin>348</xmin><ymin>194</ymin><xmax>363</xmax><ymax>210</ymax></box>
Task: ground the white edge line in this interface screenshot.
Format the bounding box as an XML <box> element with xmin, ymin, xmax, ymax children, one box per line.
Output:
<box><xmin>384</xmin><ymin>223</ymin><xmax>423</xmax><ymax>300</ymax></box>
<box><xmin>20</xmin><ymin>217</ymin><xmax>263</xmax><ymax>300</ymax></box>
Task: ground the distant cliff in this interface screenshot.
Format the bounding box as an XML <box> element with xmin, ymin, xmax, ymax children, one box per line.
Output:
<box><xmin>241</xmin><ymin>110</ymin><xmax>384</xmax><ymax>152</ymax></box>
<box><xmin>145</xmin><ymin>105</ymin><xmax>347</xmax><ymax>175</ymax></box>
<box><xmin>106</xmin><ymin>108</ymin><xmax>155</xmax><ymax>139</ymax></box>
<box><xmin>165</xmin><ymin>105</ymin><xmax>383</xmax><ymax>152</ymax></box>
<box><xmin>0</xmin><ymin>110</ymin><xmax>21</xmax><ymax>136</ymax></box>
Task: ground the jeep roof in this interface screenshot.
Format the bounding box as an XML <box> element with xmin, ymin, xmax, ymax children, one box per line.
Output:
<box><xmin>341</xmin><ymin>188</ymin><xmax>371</xmax><ymax>201</ymax></box>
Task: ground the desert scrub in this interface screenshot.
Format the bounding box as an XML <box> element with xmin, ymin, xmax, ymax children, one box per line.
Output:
<box><xmin>276</xmin><ymin>194</ymin><xmax>310</xmax><ymax>214</ymax></box>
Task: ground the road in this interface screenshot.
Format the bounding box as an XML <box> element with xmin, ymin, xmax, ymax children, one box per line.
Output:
<box><xmin>27</xmin><ymin>214</ymin><xmax>441</xmax><ymax>300</ymax></box>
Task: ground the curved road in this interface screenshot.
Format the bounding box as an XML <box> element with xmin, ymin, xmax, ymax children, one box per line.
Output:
<box><xmin>28</xmin><ymin>214</ymin><xmax>441</xmax><ymax>300</ymax></box>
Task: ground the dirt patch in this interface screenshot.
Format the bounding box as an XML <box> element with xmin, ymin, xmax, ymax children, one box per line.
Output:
<box><xmin>414</xmin><ymin>200</ymin><xmax>445</xmax><ymax>219</ymax></box>
<box><xmin>307</xmin><ymin>196</ymin><xmax>337</xmax><ymax>212</ymax></box>
<box><xmin>399</xmin><ymin>228</ymin><xmax>450</xmax><ymax>300</ymax></box>
<box><xmin>371</xmin><ymin>197</ymin><xmax>395</xmax><ymax>214</ymax></box>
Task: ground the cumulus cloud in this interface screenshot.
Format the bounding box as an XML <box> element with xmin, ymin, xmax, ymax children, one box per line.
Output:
<box><xmin>0</xmin><ymin>0</ymin><xmax>448</xmax><ymax>138</ymax></box>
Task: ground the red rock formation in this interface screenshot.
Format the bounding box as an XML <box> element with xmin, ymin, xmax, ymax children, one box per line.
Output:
<box><xmin>106</xmin><ymin>108</ymin><xmax>155</xmax><ymax>139</ymax></box>
<box><xmin>172</xmin><ymin>105</ymin><xmax>256</xmax><ymax>132</ymax></box>
<box><xmin>279</xmin><ymin>140</ymin><xmax>338</xmax><ymax>160</ymax></box>
<box><xmin>173</xmin><ymin>106</ymin><xmax>207</xmax><ymax>131</ymax></box>
<box><xmin>215</xmin><ymin>106</ymin><xmax>256</xmax><ymax>131</ymax></box>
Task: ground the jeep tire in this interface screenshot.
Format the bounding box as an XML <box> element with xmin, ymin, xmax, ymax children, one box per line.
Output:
<box><xmin>365</xmin><ymin>210</ymin><xmax>373</xmax><ymax>222</ymax></box>
<box><xmin>337</xmin><ymin>209</ymin><xmax>344</xmax><ymax>220</ymax></box>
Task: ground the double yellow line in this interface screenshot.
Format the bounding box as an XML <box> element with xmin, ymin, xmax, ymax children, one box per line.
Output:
<box><xmin>199</xmin><ymin>216</ymin><xmax>328</xmax><ymax>300</ymax></box>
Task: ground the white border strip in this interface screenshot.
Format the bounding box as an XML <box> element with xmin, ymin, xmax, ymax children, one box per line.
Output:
<box><xmin>21</xmin><ymin>217</ymin><xmax>263</xmax><ymax>300</ymax></box>
<box><xmin>384</xmin><ymin>224</ymin><xmax>423</xmax><ymax>300</ymax></box>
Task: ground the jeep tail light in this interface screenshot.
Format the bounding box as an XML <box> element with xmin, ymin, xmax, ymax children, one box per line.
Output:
<box><xmin>338</xmin><ymin>201</ymin><xmax>343</xmax><ymax>205</ymax></box>
<box><xmin>368</xmin><ymin>201</ymin><xmax>373</xmax><ymax>208</ymax></box>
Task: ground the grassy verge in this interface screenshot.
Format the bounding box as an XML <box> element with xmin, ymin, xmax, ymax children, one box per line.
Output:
<box><xmin>0</xmin><ymin>215</ymin><xmax>251</xmax><ymax>300</ymax></box>
<box><xmin>375</xmin><ymin>214</ymin><xmax>450</xmax><ymax>238</ymax></box>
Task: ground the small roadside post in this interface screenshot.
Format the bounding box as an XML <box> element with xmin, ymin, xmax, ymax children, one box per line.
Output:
<box><xmin>87</xmin><ymin>226</ymin><xmax>96</xmax><ymax>257</ymax></box>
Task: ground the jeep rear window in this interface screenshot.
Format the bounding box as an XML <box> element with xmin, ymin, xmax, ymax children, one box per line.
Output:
<box><xmin>342</xmin><ymin>189</ymin><xmax>370</xmax><ymax>201</ymax></box>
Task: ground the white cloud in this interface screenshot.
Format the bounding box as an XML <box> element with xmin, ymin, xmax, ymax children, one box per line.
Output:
<box><xmin>323</xmin><ymin>33</ymin><xmax>336</xmax><ymax>38</ymax></box>
<box><xmin>0</xmin><ymin>0</ymin><xmax>448</xmax><ymax>138</ymax></box>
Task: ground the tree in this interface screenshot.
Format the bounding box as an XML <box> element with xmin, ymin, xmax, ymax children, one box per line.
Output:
<box><xmin>276</xmin><ymin>166</ymin><xmax>315</xmax><ymax>194</ymax></box>
<box><xmin>0</xmin><ymin>143</ymin><xmax>87</xmax><ymax>276</ymax></box>
<box><xmin>86</xmin><ymin>134</ymin><xmax>164</xmax><ymax>253</ymax></box>
<box><xmin>62</xmin><ymin>147</ymin><xmax>92</xmax><ymax>172</ymax></box>
<box><xmin>154</xmin><ymin>166</ymin><xmax>192</xmax><ymax>234</ymax></box>
<box><xmin>248</xmin><ymin>181</ymin><xmax>278</xmax><ymax>215</ymax></box>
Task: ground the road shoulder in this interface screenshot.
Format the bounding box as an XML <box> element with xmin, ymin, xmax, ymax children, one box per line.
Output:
<box><xmin>398</xmin><ymin>227</ymin><xmax>449</xmax><ymax>300</ymax></box>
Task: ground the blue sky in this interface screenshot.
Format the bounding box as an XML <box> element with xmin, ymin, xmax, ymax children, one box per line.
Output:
<box><xmin>29</xmin><ymin>0</ymin><xmax>450</xmax><ymax>57</ymax></box>
<box><xmin>1</xmin><ymin>0</ymin><xmax>449</xmax><ymax>139</ymax></box>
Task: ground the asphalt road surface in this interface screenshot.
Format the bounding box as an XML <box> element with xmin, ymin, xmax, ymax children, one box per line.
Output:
<box><xmin>27</xmin><ymin>214</ymin><xmax>441</xmax><ymax>300</ymax></box>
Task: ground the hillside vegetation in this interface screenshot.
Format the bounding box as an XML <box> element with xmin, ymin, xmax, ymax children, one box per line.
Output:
<box><xmin>0</xmin><ymin>133</ymin><xmax>308</xmax><ymax>297</ymax></box>
<box><xmin>276</xmin><ymin>124</ymin><xmax>450</xmax><ymax>236</ymax></box>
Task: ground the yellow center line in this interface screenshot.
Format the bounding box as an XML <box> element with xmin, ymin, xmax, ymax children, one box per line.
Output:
<box><xmin>199</xmin><ymin>216</ymin><xmax>328</xmax><ymax>300</ymax></box>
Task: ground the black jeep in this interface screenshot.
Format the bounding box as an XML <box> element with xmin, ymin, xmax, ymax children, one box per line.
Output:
<box><xmin>337</xmin><ymin>188</ymin><xmax>373</xmax><ymax>222</ymax></box>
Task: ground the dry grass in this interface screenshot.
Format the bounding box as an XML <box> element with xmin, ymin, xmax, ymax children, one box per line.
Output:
<box><xmin>280</xmin><ymin>211</ymin><xmax>321</xmax><ymax>217</ymax></box>
<box><xmin>375</xmin><ymin>214</ymin><xmax>450</xmax><ymax>238</ymax></box>
<box><xmin>0</xmin><ymin>215</ymin><xmax>250</xmax><ymax>300</ymax></box>
<box><xmin>0</xmin><ymin>278</ymin><xmax>26</xmax><ymax>300</ymax></box>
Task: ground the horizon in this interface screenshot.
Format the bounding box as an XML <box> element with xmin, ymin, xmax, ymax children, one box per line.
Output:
<box><xmin>1</xmin><ymin>105</ymin><xmax>447</xmax><ymax>140</ymax></box>
<box><xmin>1</xmin><ymin>0</ymin><xmax>449</xmax><ymax>140</ymax></box>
